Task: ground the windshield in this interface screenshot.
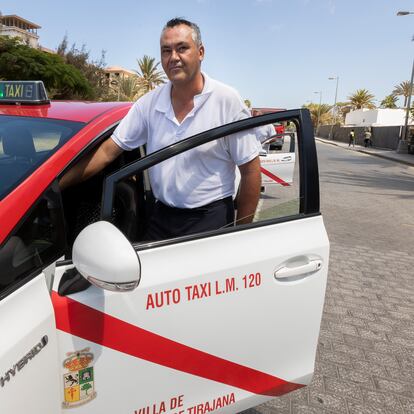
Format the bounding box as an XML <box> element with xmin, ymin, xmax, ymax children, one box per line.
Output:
<box><xmin>0</xmin><ymin>115</ymin><xmax>84</xmax><ymax>199</ymax></box>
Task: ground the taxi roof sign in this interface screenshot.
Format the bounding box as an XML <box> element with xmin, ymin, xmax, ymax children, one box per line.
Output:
<box><xmin>0</xmin><ymin>81</ymin><xmax>50</xmax><ymax>105</ymax></box>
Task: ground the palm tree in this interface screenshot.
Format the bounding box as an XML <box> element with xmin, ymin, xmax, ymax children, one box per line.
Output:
<box><xmin>104</xmin><ymin>75</ymin><xmax>143</xmax><ymax>102</ymax></box>
<box><xmin>135</xmin><ymin>55</ymin><xmax>166</xmax><ymax>93</ymax></box>
<box><xmin>348</xmin><ymin>89</ymin><xmax>376</xmax><ymax>110</ymax></box>
<box><xmin>120</xmin><ymin>76</ymin><xmax>144</xmax><ymax>101</ymax></box>
<box><xmin>380</xmin><ymin>94</ymin><xmax>398</xmax><ymax>109</ymax></box>
<box><xmin>392</xmin><ymin>81</ymin><xmax>412</xmax><ymax>107</ymax></box>
<box><xmin>303</xmin><ymin>103</ymin><xmax>333</xmax><ymax>128</ymax></box>
<box><xmin>335</xmin><ymin>102</ymin><xmax>353</xmax><ymax>124</ymax></box>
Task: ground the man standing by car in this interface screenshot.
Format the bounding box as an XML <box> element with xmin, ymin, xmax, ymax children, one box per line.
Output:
<box><xmin>60</xmin><ymin>18</ymin><xmax>261</xmax><ymax>240</ymax></box>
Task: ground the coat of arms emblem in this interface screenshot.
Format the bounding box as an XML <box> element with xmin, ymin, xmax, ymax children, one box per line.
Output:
<box><xmin>62</xmin><ymin>348</ymin><xmax>96</xmax><ymax>408</ymax></box>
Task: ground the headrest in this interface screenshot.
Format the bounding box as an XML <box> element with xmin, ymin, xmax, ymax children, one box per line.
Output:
<box><xmin>2</xmin><ymin>127</ymin><xmax>36</xmax><ymax>159</ymax></box>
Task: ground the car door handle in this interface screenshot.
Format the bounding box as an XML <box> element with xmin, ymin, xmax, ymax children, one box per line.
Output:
<box><xmin>282</xmin><ymin>156</ymin><xmax>292</xmax><ymax>161</ymax></box>
<box><xmin>274</xmin><ymin>259</ymin><xmax>322</xmax><ymax>279</ymax></box>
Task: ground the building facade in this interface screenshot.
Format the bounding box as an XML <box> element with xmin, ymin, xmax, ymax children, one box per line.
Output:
<box><xmin>345</xmin><ymin>108</ymin><xmax>411</xmax><ymax>127</ymax></box>
<box><xmin>104</xmin><ymin>66</ymin><xmax>136</xmax><ymax>84</ymax></box>
<box><xmin>0</xmin><ymin>14</ymin><xmax>40</xmax><ymax>48</ymax></box>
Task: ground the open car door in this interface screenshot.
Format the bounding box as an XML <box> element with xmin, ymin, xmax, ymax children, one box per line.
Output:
<box><xmin>52</xmin><ymin>109</ymin><xmax>329</xmax><ymax>413</ymax></box>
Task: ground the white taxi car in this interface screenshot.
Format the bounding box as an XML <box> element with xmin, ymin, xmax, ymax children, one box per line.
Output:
<box><xmin>0</xmin><ymin>81</ymin><xmax>329</xmax><ymax>413</ymax></box>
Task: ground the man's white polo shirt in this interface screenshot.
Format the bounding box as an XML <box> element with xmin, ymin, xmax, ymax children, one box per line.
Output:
<box><xmin>112</xmin><ymin>73</ymin><xmax>258</xmax><ymax>208</ymax></box>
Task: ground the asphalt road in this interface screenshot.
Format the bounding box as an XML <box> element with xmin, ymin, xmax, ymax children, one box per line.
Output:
<box><xmin>246</xmin><ymin>141</ymin><xmax>414</xmax><ymax>413</ymax></box>
<box><xmin>319</xmin><ymin>142</ymin><xmax>414</xmax><ymax>252</ymax></box>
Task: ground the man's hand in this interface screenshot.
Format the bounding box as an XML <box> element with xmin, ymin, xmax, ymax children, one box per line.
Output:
<box><xmin>236</xmin><ymin>156</ymin><xmax>261</xmax><ymax>225</ymax></box>
<box><xmin>59</xmin><ymin>137</ymin><xmax>123</xmax><ymax>190</ymax></box>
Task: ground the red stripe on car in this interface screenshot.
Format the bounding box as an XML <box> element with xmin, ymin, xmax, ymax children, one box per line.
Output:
<box><xmin>260</xmin><ymin>167</ymin><xmax>290</xmax><ymax>187</ymax></box>
<box><xmin>51</xmin><ymin>291</ymin><xmax>303</xmax><ymax>396</ymax></box>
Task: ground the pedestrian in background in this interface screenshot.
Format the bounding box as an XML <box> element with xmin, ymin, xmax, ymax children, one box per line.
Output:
<box><xmin>364</xmin><ymin>128</ymin><xmax>372</xmax><ymax>148</ymax></box>
<box><xmin>349</xmin><ymin>129</ymin><xmax>355</xmax><ymax>147</ymax></box>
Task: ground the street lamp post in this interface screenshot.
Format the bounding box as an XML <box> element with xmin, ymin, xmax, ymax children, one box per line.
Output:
<box><xmin>328</xmin><ymin>76</ymin><xmax>339</xmax><ymax>140</ymax></box>
<box><xmin>397</xmin><ymin>11</ymin><xmax>414</xmax><ymax>153</ymax></box>
<box><xmin>314</xmin><ymin>91</ymin><xmax>322</xmax><ymax>135</ymax></box>
<box><xmin>398</xmin><ymin>56</ymin><xmax>414</xmax><ymax>153</ymax></box>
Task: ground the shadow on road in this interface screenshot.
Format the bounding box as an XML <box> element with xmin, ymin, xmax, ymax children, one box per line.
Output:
<box><xmin>321</xmin><ymin>154</ymin><xmax>412</xmax><ymax>168</ymax></box>
<box><xmin>321</xmin><ymin>170</ymin><xmax>414</xmax><ymax>197</ymax></box>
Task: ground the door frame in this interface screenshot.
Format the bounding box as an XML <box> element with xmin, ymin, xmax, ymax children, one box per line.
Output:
<box><xmin>100</xmin><ymin>109</ymin><xmax>319</xmax><ymax>248</ymax></box>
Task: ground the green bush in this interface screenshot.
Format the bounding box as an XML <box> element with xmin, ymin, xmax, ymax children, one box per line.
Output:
<box><xmin>0</xmin><ymin>36</ymin><xmax>92</xmax><ymax>99</ymax></box>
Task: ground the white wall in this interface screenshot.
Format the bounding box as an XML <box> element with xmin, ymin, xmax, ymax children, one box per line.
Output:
<box><xmin>345</xmin><ymin>109</ymin><xmax>377</xmax><ymax>126</ymax></box>
<box><xmin>377</xmin><ymin>109</ymin><xmax>407</xmax><ymax>126</ymax></box>
<box><xmin>345</xmin><ymin>108</ymin><xmax>409</xmax><ymax>126</ymax></box>
<box><xmin>0</xmin><ymin>28</ymin><xmax>39</xmax><ymax>48</ymax></box>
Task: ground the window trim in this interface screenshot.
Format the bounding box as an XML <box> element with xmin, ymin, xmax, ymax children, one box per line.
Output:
<box><xmin>133</xmin><ymin>211</ymin><xmax>321</xmax><ymax>252</ymax></box>
<box><xmin>101</xmin><ymin>108</ymin><xmax>318</xmax><ymax>219</ymax></box>
<box><xmin>57</xmin><ymin>123</ymin><xmax>120</xmax><ymax>180</ymax></box>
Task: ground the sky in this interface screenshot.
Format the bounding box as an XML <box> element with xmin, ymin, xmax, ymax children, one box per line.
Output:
<box><xmin>3</xmin><ymin>0</ymin><xmax>414</xmax><ymax>108</ymax></box>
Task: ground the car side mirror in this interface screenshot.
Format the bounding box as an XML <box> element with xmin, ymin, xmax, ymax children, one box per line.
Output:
<box><xmin>72</xmin><ymin>221</ymin><xmax>141</xmax><ymax>292</ymax></box>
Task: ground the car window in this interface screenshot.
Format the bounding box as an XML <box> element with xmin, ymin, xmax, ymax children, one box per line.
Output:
<box><xmin>0</xmin><ymin>183</ymin><xmax>66</xmax><ymax>299</ymax></box>
<box><xmin>136</xmin><ymin>123</ymin><xmax>300</xmax><ymax>233</ymax></box>
<box><xmin>100</xmin><ymin>112</ymin><xmax>307</xmax><ymax>246</ymax></box>
<box><xmin>255</xmin><ymin>121</ymin><xmax>299</xmax><ymax>219</ymax></box>
<box><xmin>0</xmin><ymin>116</ymin><xmax>84</xmax><ymax>200</ymax></box>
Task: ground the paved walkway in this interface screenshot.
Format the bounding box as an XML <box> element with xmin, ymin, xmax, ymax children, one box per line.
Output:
<box><xmin>315</xmin><ymin>137</ymin><xmax>414</xmax><ymax>167</ymax></box>
<box><xmin>244</xmin><ymin>142</ymin><xmax>414</xmax><ymax>414</ymax></box>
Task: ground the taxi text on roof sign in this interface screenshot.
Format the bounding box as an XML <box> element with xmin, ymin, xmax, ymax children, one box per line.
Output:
<box><xmin>0</xmin><ymin>80</ymin><xmax>49</xmax><ymax>105</ymax></box>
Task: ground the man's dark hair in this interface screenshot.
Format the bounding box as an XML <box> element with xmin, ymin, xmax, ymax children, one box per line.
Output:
<box><xmin>162</xmin><ymin>18</ymin><xmax>202</xmax><ymax>47</ymax></box>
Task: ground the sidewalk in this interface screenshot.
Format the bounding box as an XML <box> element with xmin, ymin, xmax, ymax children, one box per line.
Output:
<box><xmin>315</xmin><ymin>137</ymin><xmax>414</xmax><ymax>167</ymax></box>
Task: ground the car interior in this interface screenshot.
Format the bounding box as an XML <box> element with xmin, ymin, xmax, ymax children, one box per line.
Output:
<box><xmin>60</xmin><ymin>128</ymin><xmax>153</xmax><ymax>256</ymax></box>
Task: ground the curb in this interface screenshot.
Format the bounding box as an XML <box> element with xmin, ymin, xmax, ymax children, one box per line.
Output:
<box><xmin>356</xmin><ymin>149</ymin><xmax>414</xmax><ymax>167</ymax></box>
<box><xmin>315</xmin><ymin>138</ymin><xmax>414</xmax><ymax>167</ymax></box>
<box><xmin>315</xmin><ymin>138</ymin><xmax>341</xmax><ymax>148</ymax></box>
